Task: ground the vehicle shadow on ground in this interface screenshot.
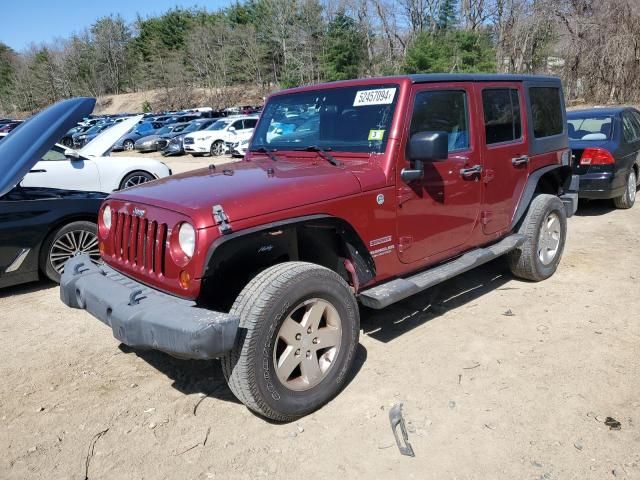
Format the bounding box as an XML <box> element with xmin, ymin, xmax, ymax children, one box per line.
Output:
<box><xmin>0</xmin><ymin>278</ymin><xmax>55</xmax><ymax>299</ymax></box>
<box><xmin>359</xmin><ymin>258</ymin><xmax>513</xmax><ymax>344</ymax></box>
<box><xmin>574</xmin><ymin>199</ymin><xmax>616</xmax><ymax>216</ymax></box>
<box><xmin>119</xmin><ymin>341</ymin><xmax>368</xmax><ymax>412</ymax></box>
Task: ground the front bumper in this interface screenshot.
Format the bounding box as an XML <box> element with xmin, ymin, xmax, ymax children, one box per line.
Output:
<box><xmin>60</xmin><ymin>255</ymin><xmax>239</xmax><ymax>360</ymax></box>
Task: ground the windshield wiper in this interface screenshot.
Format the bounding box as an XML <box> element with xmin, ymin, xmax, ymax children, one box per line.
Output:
<box><xmin>296</xmin><ymin>145</ymin><xmax>343</xmax><ymax>167</ymax></box>
<box><xmin>251</xmin><ymin>146</ymin><xmax>279</xmax><ymax>162</ymax></box>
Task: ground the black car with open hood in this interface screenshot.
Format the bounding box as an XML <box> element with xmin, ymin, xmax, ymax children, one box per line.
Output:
<box><xmin>0</xmin><ymin>97</ymin><xmax>106</xmax><ymax>288</ymax></box>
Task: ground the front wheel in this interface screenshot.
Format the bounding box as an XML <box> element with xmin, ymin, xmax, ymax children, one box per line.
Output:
<box><xmin>613</xmin><ymin>169</ymin><xmax>637</xmax><ymax>209</ymax></box>
<box><xmin>119</xmin><ymin>171</ymin><xmax>155</xmax><ymax>190</ymax></box>
<box><xmin>508</xmin><ymin>194</ymin><xmax>567</xmax><ymax>281</ymax></box>
<box><xmin>222</xmin><ymin>262</ymin><xmax>360</xmax><ymax>422</ymax></box>
<box><xmin>210</xmin><ymin>140</ymin><xmax>225</xmax><ymax>156</ymax></box>
<box><xmin>40</xmin><ymin>221</ymin><xmax>100</xmax><ymax>283</ymax></box>
<box><xmin>123</xmin><ymin>139</ymin><xmax>135</xmax><ymax>151</ymax></box>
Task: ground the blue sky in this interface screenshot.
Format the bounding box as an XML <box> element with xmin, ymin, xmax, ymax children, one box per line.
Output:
<box><xmin>1</xmin><ymin>0</ymin><xmax>232</xmax><ymax>51</ymax></box>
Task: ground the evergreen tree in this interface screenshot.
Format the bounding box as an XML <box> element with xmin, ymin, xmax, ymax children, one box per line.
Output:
<box><xmin>437</xmin><ymin>0</ymin><xmax>459</xmax><ymax>31</ymax></box>
<box><xmin>322</xmin><ymin>11</ymin><xmax>366</xmax><ymax>81</ymax></box>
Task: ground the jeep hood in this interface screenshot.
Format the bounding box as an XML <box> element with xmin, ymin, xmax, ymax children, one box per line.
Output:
<box><xmin>111</xmin><ymin>158</ymin><xmax>364</xmax><ymax>227</ymax></box>
<box><xmin>0</xmin><ymin>97</ymin><xmax>95</xmax><ymax>197</ymax></box>
<box><xmin>79</xmin><ymin>114</ymin><xmax>143</xmax><ymax>157</ymax></box>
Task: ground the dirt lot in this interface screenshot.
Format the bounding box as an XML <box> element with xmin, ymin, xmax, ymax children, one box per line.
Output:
<box><xmin>1</xmin><ymin>176</ymin><xmax>639</xmax><ymax>479</ymax></box>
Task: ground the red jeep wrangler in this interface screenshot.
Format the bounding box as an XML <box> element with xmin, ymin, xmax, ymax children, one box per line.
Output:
<box><xmin>61</xmin><ymin>74</ymin><xmax>578</xmax><ymax>421</ymax></box>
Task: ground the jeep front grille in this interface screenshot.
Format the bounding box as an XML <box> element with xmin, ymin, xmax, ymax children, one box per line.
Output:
<box><xmin>112</xmin><ymin>212</ymin><xmax>167</xmax><ymax>275</ymax></box>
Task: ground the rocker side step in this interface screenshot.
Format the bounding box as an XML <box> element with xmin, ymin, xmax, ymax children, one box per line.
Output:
<box><xmin>358</xmin><ymin>234</ymin><xmax>526</xmax><ymax>309</ymax></box>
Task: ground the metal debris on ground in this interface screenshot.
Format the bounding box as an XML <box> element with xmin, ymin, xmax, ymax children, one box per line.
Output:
<box><xmin>388</xmin><ymin>403</ymin><xmax>415</xmax><ymax>457</ymax></box>
<box><xmin>604</xmin><ymin>417</ymin><xmax>621</xmax><ymax>430</ymax></box>
<box><xmin>503</xmin><ymin>309</ymin><xmax>515</xmax><ymax>316</ymax></box>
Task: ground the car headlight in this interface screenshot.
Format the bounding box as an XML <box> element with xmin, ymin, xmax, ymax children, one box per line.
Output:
<box><xmin>240</xmin><ymin>139</ymin><xmax>249</xmax><ymax>145</ymax></box>
<box><xmin>196</xmin><ymin>136</ymin><xmax>209</xmax><ymax>141</ymax></box>
<box><xmin>103</xmin><ymin>205</ymin><xmax>112</xmax><ymax>229</ymax></box>
<box><xmin>178</xmin><ymin>223</ymin><xmax>196</xmax><ymax>258</ymax></box>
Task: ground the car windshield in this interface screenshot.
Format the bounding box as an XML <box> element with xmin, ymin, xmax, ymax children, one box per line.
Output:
<box><xmin>567</xmin><ymin>115</ymin><xmax>613</xmax><ymax>140</ymax></box>
<box><xmin>207</xmin><ymin>120</ymin><xmax>231</xmax><ymax>131</ymax></box>
<box><xmin>184</xmin><ymin>122</ymin><xmax>205</xmax><ymax>133</ymax></box>
<box><xmin>156</xmin><ymin>125</ymin><xmax>175</xmax><ymax>135</ymax></box>
<box><xmin>251</xmin><ymin>84</ymin><xmax>399</xmax><ymax>153</ymax></box>
<box><xmin>85</xmin><ymin>125</ymin><xmax>103</xmax><ymax>135</ymax></box>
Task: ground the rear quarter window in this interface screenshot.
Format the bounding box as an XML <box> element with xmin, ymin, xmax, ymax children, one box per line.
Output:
<box><xmin>530</xmin><ymin>87</ymin><xmax>563</xmax><ymax>138</ymax></box>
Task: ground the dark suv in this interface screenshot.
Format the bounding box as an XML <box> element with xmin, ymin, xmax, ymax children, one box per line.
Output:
<box><xmin>61</xmin><ymin>75</ymin><xmax>578</xmax><ymax>421</ymax></box>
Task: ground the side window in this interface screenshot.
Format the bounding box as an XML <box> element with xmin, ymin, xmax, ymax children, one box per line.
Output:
<box><xmin>529</xmin><ymin>87</ymin><xmax>563</xmax><ymax>138</ymax></box>
<box><xmin>42</xmin><ymin>147</ymin><xmax>67</xmax><ymax>161</ymax></box>
<box><xmin>622</xmin><ymin>112</ymin><xmax>640</xmax><ymax>143</ymax></box>
<box><xmin>243</xmin><ymin>119</ymin><xmax>258</xmax><ymax>129</ymax></box>
<box><xmin>231</xmin><ymin>120</ymin><xmax>244</xmax><ymax>130</ymax></box>
<box><xmin>410</xmin><ymin>90</ymin><xmax>469</xmax><ymax>152</ymax></box>
<box><xmin>482</xmin><ymin>88</ymin><xmax>522</xmax><ymax>145</ymax></box>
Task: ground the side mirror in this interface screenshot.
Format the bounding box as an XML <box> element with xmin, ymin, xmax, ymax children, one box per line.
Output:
<box><xmin>228</xmin><ymin>126</ymin><xmax>236</xmax><ymax>132</ymax></box>
<box><xmin>64</xmin><ymin>149</ymin><xmax>81</xmax><ymax>160</ymax></box>
<box><xmin>401</xmin><ymin>131</ymin><xmax>449</xmax><ymax>182</ymax></box>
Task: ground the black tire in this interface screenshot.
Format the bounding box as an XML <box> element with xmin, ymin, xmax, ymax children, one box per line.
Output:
<box><xmin>191</xmin><ymin>153</ymin><xmax>204</xmax><ymax>157</ymax></box>
<box><xmin>210</xmin><ymin>140</ymin><xmax>225</xmax><ymax>157</ymax></box>
<box><xmin>40</xmin><ymin>221</ymin><xmax>99</xmax><ymax>283</ymax></box>
<box><xmin>508</xmin><ymin>194</ymin><xmax>567</xmax><ymax>281</ymax></box>
<box><xmin>613</xmin><ymin>168</ymin><xmax>637</xmax><ymax>209</ymax></box>
<box><xmin>123</xmin><ymin>139</ymin><xmax>135</xmax><ymax>151</ymax></box>
<box><xmin>222</xmin><ymin>262</ymin><xmax>360</xmax><ymax>422</ymax></box>
<box><xmin>119</xmin><ymin>170</ymin><xmax>155</xmax><ymax>190</ymax></box>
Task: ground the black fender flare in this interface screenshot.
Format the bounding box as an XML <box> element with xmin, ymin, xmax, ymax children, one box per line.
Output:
<box><xmin>510</xmin><ymin>165</ymin><xmax>573</xmax><ymax>230</ymax></box>
<box><xmin>201</xmin><ymin>214</ymin><xmax>376</xmax><ymax>285</ymax></box>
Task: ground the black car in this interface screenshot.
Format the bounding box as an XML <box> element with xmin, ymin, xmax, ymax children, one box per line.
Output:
<box><xmin>72</xmin><ymin>122</ymin><xmax>114</xmax><ymax>149</ymax></box>
<box><xmin>568</xmin><ymin>107</ymin><xmax>640</xmax><ymax>209</ymax></box>
<box><xmin>162</xmin><ymin>119</ymin><xmax>216</xmax><ymax>156</ymax></box>
<box><xmin>0</xmin><ymin>97</ymin><xmax>106</xmax><ymax>288</ymax></box>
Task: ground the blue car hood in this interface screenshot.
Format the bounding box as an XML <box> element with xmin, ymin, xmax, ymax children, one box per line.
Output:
<box><xmin>0</xmin><ymin>97</ymin><xmax>95</xmax><ymax>197</ymax></box>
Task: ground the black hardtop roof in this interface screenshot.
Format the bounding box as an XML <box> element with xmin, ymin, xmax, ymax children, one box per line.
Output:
<box><xmin>408</xmin><ymin>73</ymin><xmax>561</xmax><ymax>84</ymax></box>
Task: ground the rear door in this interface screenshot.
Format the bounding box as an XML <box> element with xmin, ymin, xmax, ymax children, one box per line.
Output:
<box><xmin>396</xmin><ymin>83</ymin><xmax>482</xmax><ymax>263</ymax></box>
<box><xmin>477</xmin><ymin>84</ymin><xmax>529</xmax><ymax>235</ymax></box>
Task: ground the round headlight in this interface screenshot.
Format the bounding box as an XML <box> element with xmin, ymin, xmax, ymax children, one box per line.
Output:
<box><xmin>103</xmin><ymin>205</ymin><xmax>112</xmax><ymax>229</ymax></box>
<box><xmin>178</xmin><ymin>223</ymin><xmax>196</xmax><ymax>258</ymax></box>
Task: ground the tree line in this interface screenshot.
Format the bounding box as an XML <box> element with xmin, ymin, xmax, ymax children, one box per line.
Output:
<box><xmin>1</xmin><ymin>0</ymin><xmax>639</xmax><ymax>115</ymax></box>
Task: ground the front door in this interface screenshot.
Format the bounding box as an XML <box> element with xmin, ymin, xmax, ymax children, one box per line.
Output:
<box><xmin>396</xmin><ymin>84</ymin><xmax>482</xmax><ymax>264</ymax></box>
<box><xmin>476</xmin><ymin>84</ymin><xmax>529</xmax><ymax>235</ymax></box>
<box><xmin>21</xmin><ymin>146</ymin><xmax>101</xmax><ymax>191</ymax></box>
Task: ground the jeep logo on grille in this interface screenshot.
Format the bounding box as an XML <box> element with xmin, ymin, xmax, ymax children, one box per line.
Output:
<box><xmin>132</xmin><ymin>207</ymin><xmax>146</xmax><ymax>217</ymax></box>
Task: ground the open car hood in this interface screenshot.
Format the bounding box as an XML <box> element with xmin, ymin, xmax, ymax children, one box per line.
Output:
<box><xmin>0</xmin><ymin>97</ymin><xmax>96</xmax><ymax>198</ymax></box>
<box><xmin>79</xmin><ymin>114</ymin><xmax>143</xmax><ymax>157</ymax></box>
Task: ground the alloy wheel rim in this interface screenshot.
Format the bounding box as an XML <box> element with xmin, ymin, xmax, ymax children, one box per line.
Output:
<box><xmin>124</xmin><ymin>175</ymin><xmax>151</xmax><ymax>188</ymax></box>
<box><xmin>272</xmin><ymin>298</ymin><xmax>342</xmax><ymax>391</ymax></box>
<box><xmin>49</xmin><ymin>230</ymin><xmax>100</xmax><ymax>274</ymax></box>
<box><xmin>212</xmin><ymin>142</ymin><xmax>224</xmax><ymax>156</ymax></box>
<box><xmin>628</xmin><ymin>171</ymin><xmax>636</xmax><ymax>203</ymax></box>
<box><xmin>538</xmin><ymin>212</ymin><xmax>561</xmax><ymax>265</ymax></box>
<box><xmin>124</xmin><ymin>141</ymin><xmax>134</xmax><ymax>151</ymax></box>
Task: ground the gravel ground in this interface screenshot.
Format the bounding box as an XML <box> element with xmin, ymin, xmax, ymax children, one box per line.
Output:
<box><xmin>1</xmin><ymin>185</ymin><xmax>639</xmax><ymax>479</ymax></box>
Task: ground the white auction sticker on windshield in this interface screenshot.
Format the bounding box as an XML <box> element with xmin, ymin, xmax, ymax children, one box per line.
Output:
<box><xmin>353</xmin><ymin>88</ymin><xmax>396</xmax><ymax>107</ymax></box>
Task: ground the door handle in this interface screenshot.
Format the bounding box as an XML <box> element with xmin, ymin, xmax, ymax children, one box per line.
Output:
<box><xmin>512</xmin><ymin>155</ymin><xmax>529</xmax><ymax>166</ymax></box>
<box><xmin>459</xmin><ymin>165</ymin><xmax>482</xmax><ymax>178</ymax></box>
<box><xmin>29</xmin><ymin>169</ymin><xmax>47</xmax><ymax>173</ymax></box>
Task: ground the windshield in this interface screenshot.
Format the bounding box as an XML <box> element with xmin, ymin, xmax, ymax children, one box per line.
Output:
<box><xmin>568</xmin><ymin>116</ymin><xmax>613</xmax><ymax>140</ymax></box>
<box><xmin>207</xmin><ymin>120</ymin><xmax>231</xmax><ymax>131</ymax></box>
<box><xmin>251</xmin><ymin>84</ymin><xmax>398</xmax><ymax>153</ymax></box>
<box><xmin>184</xmin><ymin>122</ymin><xmax>206</xmax><ymax>133</ymax></box>
<box><xmin>156</xmin><ymin>125</ymin><xmax>175</xmax><ymax>135</ymax></box>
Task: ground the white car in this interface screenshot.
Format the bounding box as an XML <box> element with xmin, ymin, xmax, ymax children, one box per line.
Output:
<box><xmin>2</xmin><ymin>116</ymin><xmax>171</xmax><ymax>192</ymax></box>
<box><xmin>225</xmin><ymin>129</ymin><xmax>253</xmax><ymax>157</ymax></box>
<box><xmin>183</xmin><ymin>115</ymin><xmax>258</xmax><ymax>157</ymax></box>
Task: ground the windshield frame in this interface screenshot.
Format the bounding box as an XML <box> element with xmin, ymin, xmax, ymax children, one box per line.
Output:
<box><xmin>251</xmin><ymin>83</ymin><xmax>400</xmax><ymax>154</ymax></box>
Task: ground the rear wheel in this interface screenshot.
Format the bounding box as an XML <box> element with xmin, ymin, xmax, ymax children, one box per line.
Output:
<box><xmin>508</xmin><ymin>194</ymin><xmax>567</xmax><ymax>281</ymax></box>
<box><xmin>119</xmin><ymin>170</ymin><xmax>155</xmax><ymax>190</ymax></box>
<box><xmin>613</xmin><ymin>169</ymin><xmax>636</xmax><ymax>209</ymax></box>
<box><xmin>210</xmin><ymin>140</ymin><xmax>225</xmax><ymax>156</ymax></box>
<box><xmin>40</xmin><ymin>221</ymin><xmax>100</xmax><ymax>283</ymax></box>
<box><xmin>222</xmin><ymin>262</ymin><xmax>360</xmax><ymax>422</ymax></box>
